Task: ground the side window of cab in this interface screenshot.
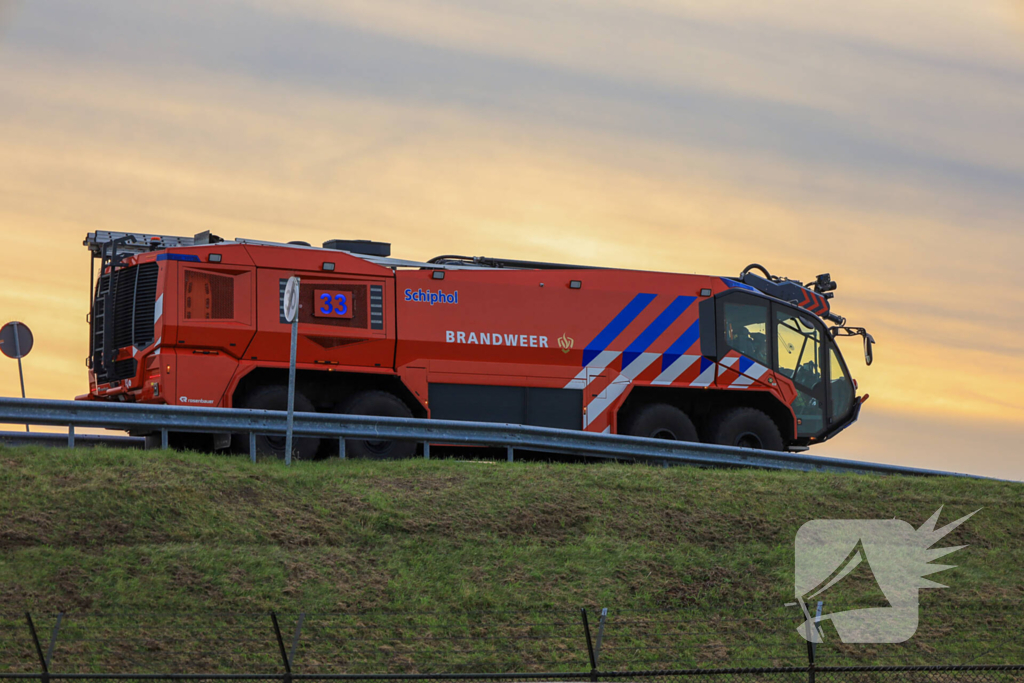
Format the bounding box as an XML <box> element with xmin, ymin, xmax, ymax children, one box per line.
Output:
<box><xmin>720</xmin><ymin>295</ymin><xmax>769</xmax><ymax>366</ymax></box>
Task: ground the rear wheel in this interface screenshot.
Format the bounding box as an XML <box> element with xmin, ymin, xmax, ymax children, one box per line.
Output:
<box><xmin>231</xmin><ymin>385</ymin><xmax>321</xmax><ymax>460</ymax></box>
<box><xmin>708</xmin><ymin>407</ymin><xmax>783</xmax><ymax>451</ymax></box>
<box><xmin>624</xmin><ymin>403</ymin><xmax>699</xmax><ymax>442</ymax></box>
<box><xmin>337</xmin><ymin>390</ymin><xmax>416</xmax><ymax>460</ymax></box>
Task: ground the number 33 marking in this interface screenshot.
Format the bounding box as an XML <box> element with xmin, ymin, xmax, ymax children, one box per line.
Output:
<box><xmin>319</xmin><ymin>292</ymin><xmax>348</xmax><ymax>316</ymax></box>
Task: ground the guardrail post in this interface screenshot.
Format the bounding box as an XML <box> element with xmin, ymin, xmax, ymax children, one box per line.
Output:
<box><xmin>338</xmin><ymin>437</ymin><xmax>345</xmax><ymax>460</ymax></box>
<box><xmin>507</xmin><ymin>446</ymin><xmax>514</xmax><ymax>463</ymax></box>
<box><xmin>423</xmin><ymin>442</ymin><xmax>430</xmax><ymax>460</ymax></box>
<box><xmin>25</xmin><ymin>612</ymin><xmax>48</xmax><ymax>683</ymax></box>
<box><xmin>67</xmin><ymin>426</ymin><xmax>74</xmax><ymax>448</ymax></box>
<box><xmin>250</xmin><ymin>432</ymin><xmax>257</xmax><ymax>463</ymax></box>
<box><xmin>160</xmin><ymin>428</ymin><xmax>168</xmax><ymax>450</ymax></box>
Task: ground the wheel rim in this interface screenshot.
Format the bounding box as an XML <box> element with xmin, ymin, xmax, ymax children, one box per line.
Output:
<box><xmin>735</xmin><ymin>431</ymin><xmax>763</xmax><ymax>449</ymax></box>
<box><xmin>650</xmin><ymin>428</ymin><xmax>678</xmax><ymax>440</ymax></box>
<box><xmin>363</xmin><ymin>439</ymin><xmax>394</xmax><ymax>455</ymax></box>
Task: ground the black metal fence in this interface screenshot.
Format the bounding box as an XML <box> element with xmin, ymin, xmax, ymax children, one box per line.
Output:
<box><xmin>1</xmin><ymin>609</ymin><xmax>1020</xmax><ymax>682</ymax></box>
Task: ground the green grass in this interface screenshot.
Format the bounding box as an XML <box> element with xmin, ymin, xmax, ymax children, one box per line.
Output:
<box><xmin>0</xmin><ymin>445</ymin><xmax>1021</xmax><ymax>674</ymax></box>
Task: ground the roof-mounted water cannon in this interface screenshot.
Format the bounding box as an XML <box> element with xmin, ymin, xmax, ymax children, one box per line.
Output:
<box><xmin>811</xmin><ymin>273</ymin><xmax>837</xmax><ymax>297</ymax></box>
<box><xmin>738</xmin><ymin>263</ymin><xmax>852</xmax><ymax>326</ymax></box>
<box><xmin>738</xmin><ymin>264</ymin><xmax>835</xmax><ymax>320</ymax></box>
<box><xmin>811</xmin><ymin>274</ymin><xmax>846</xmax><ymax>324</ymax></box>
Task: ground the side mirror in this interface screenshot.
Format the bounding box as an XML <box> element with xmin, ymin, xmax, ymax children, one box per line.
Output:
<box><xmin>864</xmin><ymin>334</ymin><xmax>874</xmax><ymax>366</ymax></box>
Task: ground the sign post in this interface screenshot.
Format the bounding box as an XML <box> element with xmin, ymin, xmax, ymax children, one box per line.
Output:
<box><xmin>0</xmin><ymin>321</ymin><xmax>34</xmax><ymax>432</ymax></box>
<box><xmin>282</xmin><ymin>277</ymin><xmax>301</xmax><ymax>465</ymax></box>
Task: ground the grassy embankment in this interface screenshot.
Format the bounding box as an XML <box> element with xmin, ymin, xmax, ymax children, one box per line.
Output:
<box><xmin>1</xmin><ymin>445</ymin><xmax>1021</xmax><ymax>673</ymax></box>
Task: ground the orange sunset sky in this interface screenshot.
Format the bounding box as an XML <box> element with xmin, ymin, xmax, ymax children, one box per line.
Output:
<box><xmin>1</xmin><ymin>0</ymin><xmax>1022</xmax><ymax>479</ymax></box>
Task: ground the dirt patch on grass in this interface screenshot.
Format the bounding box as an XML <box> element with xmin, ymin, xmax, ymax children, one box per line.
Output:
<box><xmin>171</xmin><ymin>562</ymin><xmax>224</xmax><ymax>601</ymax></box>
<box><xmin>399</xmin><ymin>498</ymin><xmax>593</xmax><ymax>544</ymax></box>
<box><xmin>607</xmin><ymin>507</ymin><xmax>788</xmax><ymax>547</ymax></box>
<box><xmin>232</xmin><ymin>485</ymin><xmax>262</xmax><ymax>503</ymax></box>
<box><xmin>613</xmin><ymin>560</ymin><xmax>771</xmax><ymax>606</ymax></box>
<box><xmin>495</xmin><ymin>501</ymin><xmax>592</xmax><ymax>543</ymax></box>
<box><xmin>0</xmin><ymin>511</ymin><xmax>52</xmax><ymax>550</ymax></box>
<box><xmin>305</xmin><ymin>553</ymin><xmax>394</xmax><ymax>610</ymax></box>
<box><xmin>64</xmin><ymin>518</ymin><xmax>148</xmax><ymax>548</ymax></box>
<box><xmin>375</xmin><ymin>474</ymin><xmax>468</xmax><ymax>495</ymax></box>
<box><xmin>54</xmin><ymin>565</ymin><xmax>97</xmax><ymax>610</ymax></box>
<box><xmin>265</xmin><ymin>497</ymin><xmax>372</xmax><ymax>548</ymax></box>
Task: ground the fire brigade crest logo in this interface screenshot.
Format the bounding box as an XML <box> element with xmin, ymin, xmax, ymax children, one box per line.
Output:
<box><xmin>791</xmin><ymin>506</ymin><xmax>978</xmax><ymax>644</ymax></box>
<box><xmin>557</xmin><ymin>333</ymin><xmax>574</xmax><ymax>353</ymax></box>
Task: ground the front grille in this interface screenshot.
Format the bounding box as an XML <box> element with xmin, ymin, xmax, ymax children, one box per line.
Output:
<box><xmin>111</xmin><ymin>359</ymin><xmax>138</xmax><ymax>380</ymax></box>
<box><xmin>90</xmin><ymin>263</ymin><xmax>159</xmax><ymax>383</ymax></box>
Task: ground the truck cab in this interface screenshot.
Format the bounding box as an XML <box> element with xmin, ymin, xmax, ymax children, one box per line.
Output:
<box><xmin>713</xmin><ymin>287</ymin><xmax>861</xmax><ymax>447</ymax></box>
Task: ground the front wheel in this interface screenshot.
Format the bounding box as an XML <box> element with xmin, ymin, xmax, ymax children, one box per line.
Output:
<box><xmin>231</xmin><ymin>385</ymin><xmax>321</xmax><ymax>460</ymax></box>
<box><xmin>708</xmin><ymin>407</ymin><xmax>784</xmax><ymax>451</ymax></box>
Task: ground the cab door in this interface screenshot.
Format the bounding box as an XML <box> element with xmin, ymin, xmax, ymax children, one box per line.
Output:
<box><xmin>772</xmin><ymin>304</ymin><xmax>827</xmax><ymax>438</ymax></box>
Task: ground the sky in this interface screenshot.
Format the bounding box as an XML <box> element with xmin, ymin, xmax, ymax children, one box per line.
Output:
<box><xmin>0</xmin><ymin>0</ymin><xmax>1022</xmax><ymax>479</ymax></box>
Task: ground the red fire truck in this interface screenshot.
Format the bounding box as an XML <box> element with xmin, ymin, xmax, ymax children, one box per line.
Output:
<box><xmin>81</xmin><ymin>231</ymin><xmax>874</xmax><ymax>459</ymax></box>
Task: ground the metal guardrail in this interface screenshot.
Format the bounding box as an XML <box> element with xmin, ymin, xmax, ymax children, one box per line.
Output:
<box><xmin>0</xmin><ymin>397</ymin><xmax>990</xmax><ymax>478</ymax></box>
<box><xmin>0</xmin><ymin>430</ymin><xmax>144</xmax><ymax>449</ymax></box>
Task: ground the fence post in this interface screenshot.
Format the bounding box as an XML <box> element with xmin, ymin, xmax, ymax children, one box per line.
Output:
<box><xmin>160</xmin><ymin>428</ymin><xmax>168</xmax><ymax>450</ymax></box>
<box><xmin>338</xmin><ymin>437</ymin><xmax>346</xmax><ymax>460</ymax></box>
<box><xmin>45</xmin><ymin>613</ymin><xmax>63</xmax><ymax>671</ymax></box>
<box><xmin>423</xmin><ymin>442</ymin><xmax>430</xmax><ymax>460</ymax></box>
<box><xmin>250</xmin><ymin>432</ymin><xmax>257</xmax><ymax>463</ymax></box>
<box><xmin>806</xmin><ymin>613</ymin><xmax>815</xmax><ymax>683</ymax></box>
<box><xmin>507</xmin><ymin>446</ymin><xmax>514</xmax><ymax>463</ymax></box>
<box><xmin>813</xmin><ymin>601</ymin><xmax>823</xmax><ymax>663</ymax></box>
<box><xmin>25</xmin><ymin>612</ymin><xmax>48</xmax><ymax>683</ymax></box>
<box><xmin>593</xmin><ymin>607</ymin><xmax>607</xmax><ymax>670</ymax></box>
<box><xmin>67</xmin><ymin>426</ymin><xmax>74</xmax><ymax>449</ymax></box>
<box><xmin>581</xmin><ymin>607</ymin><xmax>597</xmax><ymax>682</ymax></box>
<box><xmin>271</xmin><ymin>611</ymin><xmax>292</xmax><ymax>683</ymax></box>
<box><xmin>288</xmin><ymin>612</ymin><xmax>305</xmax><ymax>670</ymax></box>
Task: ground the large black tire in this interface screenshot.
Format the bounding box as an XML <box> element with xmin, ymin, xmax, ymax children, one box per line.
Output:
<box><xmin>337</xmin><ymin>390</ymin><xmax>416</xmax><ymax>460</ymax></box>
<box><xmin>162</xmin><ymin>432</ymin><xmax>228</xmax><ymax>452</ymax></box>
<box><xmin>231</xmin><ymin>385</ymin><xmax>321</xmax><ymax>461</ymax></box>
<box><xmin>624</xmin><ymin>403</ymin><xmax>699</xmax><ymax>442</ymax></box>
<box><xmin>708</xmin><ymin>407</ymin><xmax>784</xmax><ymax>451</ymax></box>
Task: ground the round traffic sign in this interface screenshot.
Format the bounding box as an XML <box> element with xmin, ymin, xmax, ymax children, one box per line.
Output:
<box><xmin>0</xmin><ymin>322</ymin><xmax>33</xmax><ymax>359</ymax></box>
<box><xmin>283</xmin><ymin>276</ymin><xmax>301</xmax><ymax>323</ymax></box>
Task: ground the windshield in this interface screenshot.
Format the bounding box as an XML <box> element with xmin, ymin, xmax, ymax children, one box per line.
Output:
<box><xmin>829</xmin><ymin>344</ymin><xmax>855</xmax><ymax>421</ymax></box>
